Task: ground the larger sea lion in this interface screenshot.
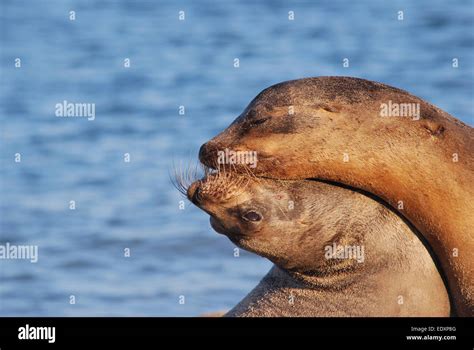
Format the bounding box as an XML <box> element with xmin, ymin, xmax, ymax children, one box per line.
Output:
<box><xmin>186</xmin><ymin>172</ymin><xmax>450</xmax><ymax>316</ymax></box>
<box><xmin>198</xmin><ymin>77</ymin><xmax>474</xmax><ymax>316</ymax></box>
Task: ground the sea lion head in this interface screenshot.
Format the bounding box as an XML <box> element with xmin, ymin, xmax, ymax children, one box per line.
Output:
<box><xmin>186</xmin><ymin>172</ymin><xmax>362</xmax><ymax>273</ymax></box>
<box><xmin>198</xmin><ymin>82</ymin><xmax>316</xmax><ymax>178</ymax></box>
<box><xmin>199</xmin><ymin>76</ymin><xmax>450</xmax><ymax>180</ymax></box>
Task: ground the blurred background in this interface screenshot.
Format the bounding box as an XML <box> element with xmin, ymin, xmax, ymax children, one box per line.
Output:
<box><xmin>0</xmin><ymin>0</ymin><xmax>472</xmax><ymax>316</ymax></box>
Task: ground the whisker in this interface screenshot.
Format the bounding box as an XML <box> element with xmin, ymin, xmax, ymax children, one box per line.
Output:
<box><xmin>171</xmin><ymin>158</ymin><xmax>206</xmax><ymax>198</ymax></box>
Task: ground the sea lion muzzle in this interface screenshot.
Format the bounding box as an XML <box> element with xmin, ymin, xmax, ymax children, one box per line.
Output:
<box><xmin>186</xmin><ymin>181</ymin><xmax>202</xmax><ymax>205</ymax></box>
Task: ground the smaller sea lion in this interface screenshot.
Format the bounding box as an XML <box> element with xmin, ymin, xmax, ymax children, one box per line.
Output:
<box><xmin>185</xmin><ymin>172</ymin><xmax>450</xmax><ymax>316</ymax></box>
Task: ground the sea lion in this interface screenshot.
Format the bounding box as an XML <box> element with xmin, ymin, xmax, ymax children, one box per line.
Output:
<box><xmin>198</xmin><ymin>76</ymin><xmax>474</xmax><ymax>316</ymax></box>
<box><xmin>185</xmin><ymin>172</ymin><xmax>450</xmax><ymax>316</ymax></box>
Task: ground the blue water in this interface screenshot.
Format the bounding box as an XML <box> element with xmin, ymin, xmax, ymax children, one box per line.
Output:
<box><xmin>0</xmin><ymin>0</ymin><xmax>472</xmax><ymax>316</ymax></box>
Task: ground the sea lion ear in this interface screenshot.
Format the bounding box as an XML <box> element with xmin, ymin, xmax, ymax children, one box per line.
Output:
<box><xmin>421</xmin><ymin>120</ymin><xmax>445</xmax><ymax>137</ymax></box>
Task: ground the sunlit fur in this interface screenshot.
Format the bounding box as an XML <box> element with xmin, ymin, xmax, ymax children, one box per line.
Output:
<box><xmin>198</xmin><ymin>76</ymin><xmax>473</xmax><ymax>316</ymax></box>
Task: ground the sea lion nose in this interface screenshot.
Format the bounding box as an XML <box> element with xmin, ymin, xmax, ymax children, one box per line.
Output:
<box><xmin>199</xmin><ymin>141</ymin><xmax>220</xmax><ymax>168</ymax></box>
<box><xmin>198</xmin><ymin>143</ymin><xmax>208</xmax><ymax>164</ymax></box>
<box><xmin>187</xmin><ymin>181</ymin><xmax>202</xmax><ymax>205</ymax></box>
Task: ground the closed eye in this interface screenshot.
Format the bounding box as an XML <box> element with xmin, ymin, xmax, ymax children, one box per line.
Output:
<box><xmin>249</xmin><ymin>117</ymin><xmax>270</xmax><ymax>126</ymax></box>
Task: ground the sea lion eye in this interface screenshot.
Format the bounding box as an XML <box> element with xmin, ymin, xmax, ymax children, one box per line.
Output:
<box><xmin>249</xmin><ymin>117</ymin><xmax>270</xmax><ymax>126</ymax></box>
<box><xmin>242</xmin><ymin>211</ymin><xmax>262</xmax><ymax>222</ymax></box>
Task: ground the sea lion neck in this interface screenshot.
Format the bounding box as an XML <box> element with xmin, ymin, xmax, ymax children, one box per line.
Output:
<box><xmin>283</xmin><ymin>259</ymin><xmax>369</xmax><ymax>290</ymax></box>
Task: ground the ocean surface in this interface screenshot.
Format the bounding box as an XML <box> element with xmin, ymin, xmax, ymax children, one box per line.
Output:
<box><xmin>0</xmin><ymin>0</ymin><xmax>472</xmax><ymax>316</ymax></box>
